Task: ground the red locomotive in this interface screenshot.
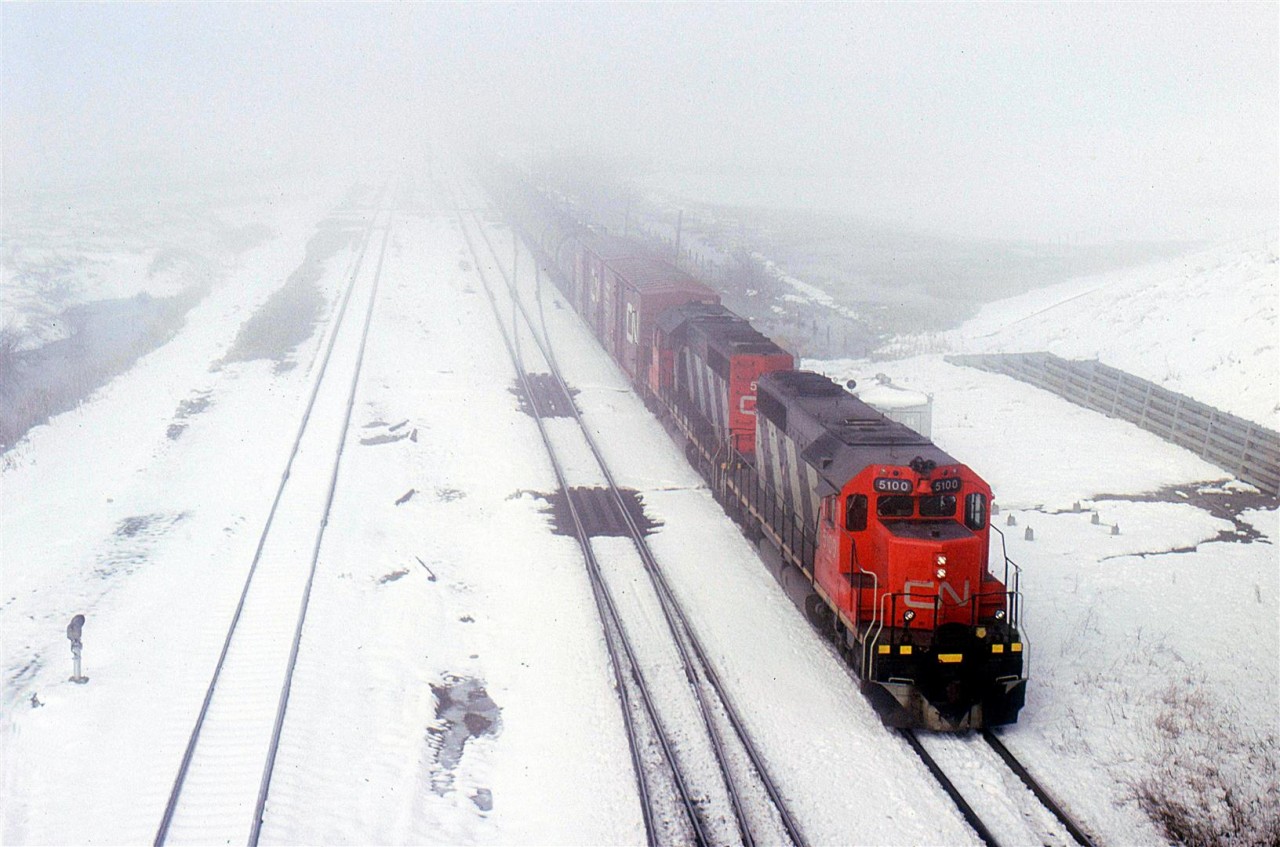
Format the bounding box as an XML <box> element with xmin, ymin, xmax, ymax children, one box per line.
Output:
<box><xmin>651</xmin><ymin>303</ymin><xmax>793</xmax><ymax>455</ymax></box>
<box><xmin>502</xmin><ymin>173</ymin><xmax>1027</xmax><ymax>730</ymax></box>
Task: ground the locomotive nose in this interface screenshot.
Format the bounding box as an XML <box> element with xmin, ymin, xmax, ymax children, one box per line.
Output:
<box><xmin>921</xmin><ymin>622</ymin><xmax>981</xmax><ymax>722</ymax></box>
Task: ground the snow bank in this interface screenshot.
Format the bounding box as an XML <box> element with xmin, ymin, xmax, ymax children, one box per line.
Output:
<box><xmin>948</xmin><ymin>231</ymin><xmax>1279</xmax><ymax>429</ymax></box>
<box><xmin>810</xmin><ymin>353</ymin><xmax>1278</xmax><ymax>845</ymax></box>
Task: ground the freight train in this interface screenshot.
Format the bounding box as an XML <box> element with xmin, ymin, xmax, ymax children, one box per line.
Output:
<box><xmin>495</xmin><ymin>170</ymin><xmax>1027</xmax><ymax>730</ymax></box>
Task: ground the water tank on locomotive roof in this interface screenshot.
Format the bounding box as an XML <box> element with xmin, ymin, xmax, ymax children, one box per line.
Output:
<box><xmin>847</xmin><ymin>373</ymin><xmax>933</xmax><ymax>438</ymax></box>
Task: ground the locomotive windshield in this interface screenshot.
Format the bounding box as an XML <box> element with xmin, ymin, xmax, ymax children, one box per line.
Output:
<box><xmin>874</xmin><ymin>493</ymin><xmax>960</xmax><ymax>520</ymax></box>
<box><xmin>877</xmin><ymin>495</ymin><xmax>914</xmax><ymax>517</ymax></box>
<box><xmin>919</xmin><ymin>494</ymin><xmax>957</xmax><ymax>517</ymax></box>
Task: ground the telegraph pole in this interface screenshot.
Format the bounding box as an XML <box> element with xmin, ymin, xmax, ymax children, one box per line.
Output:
<box><xmin>674</xmin><ymin>209</ymin><xmax>683</xmax><ymax>269</ymax></box>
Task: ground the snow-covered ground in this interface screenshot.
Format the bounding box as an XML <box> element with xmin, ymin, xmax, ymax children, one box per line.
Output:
<box><xmin>0</xmin><ymin>188</ymin><xmax>355</xmax><ymax>843</ymax></box>
<box><xmin>2</xmin><ymin>178</ymin><xmax>331</xmax><ymax>350</ymax></box>
<box><xmin>810</xmin><ymin>353</ymin><xmax>1278</xmax><ymax>844</ymax></box>
<box><xmin>753</xmin><ymin>253</ymin><xmax>864</xmax><ymax>323</ymax></box>
<box><xmin>809</xmin><ymin>233</ymin><xmax>1279</xmax><ymax>844</ymax></box>
<box><xmin>3</xmin><ymin>174</ymin><xmax>1277</xmax><ymax>845</ymax></box>
<box><xmin>942</xmin><ymin>230</ymin><xmax>1279</xmax><ymax>429</ymax></box>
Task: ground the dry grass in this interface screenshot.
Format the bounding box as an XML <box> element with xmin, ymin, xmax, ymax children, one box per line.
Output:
<box><xmin>0</xmin><ymin>291</ymin><xmax>201</xmax><ymax>451</ymax></box>
<box><xmin>1130</xmin><ymin>680</ymin><xmax>1280</xmax><ymax>847</ymax></box>
<box><xmin>220</xmin><ymin>222</ymin><xmax>357</xmax><ymax>371</ymax></box>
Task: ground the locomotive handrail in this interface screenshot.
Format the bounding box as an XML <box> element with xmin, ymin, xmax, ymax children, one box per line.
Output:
<box><xmin>991</xmin><ymin>531</ymin><xmax>1030</xmax><ymax>679</ymax></box>
<box><xmin>869</xmin><ymin>591</ymin><xmax>894</xmax><ymax>668</ymax></box>
<box><xmin>877</xmin><ymin>586</ymin><xmax>1023</xmax><ymax>632</ymax></box>
<box><xmin>867</xmin><ymin>584</ymin><xmax>1028</xmax><ymax>691</ymax></box>
<box><xmin>851</xmin><ymin>565</ymin><xmax>878</xmax><ymax>677</ymax></box>
<box><xmin>988</xmin><ymin>526</ymin><xmax>1027</xmax><ymax>651</ymax></box>
<box><xmin>710</xmin><ymin>441</ymin><xmax>727</xmax><ymax>497</ymax></box>
<box><xmin>990</xmin><ymin>524</ymin><xmax>1017</xmax><ymax>593</ymax></box>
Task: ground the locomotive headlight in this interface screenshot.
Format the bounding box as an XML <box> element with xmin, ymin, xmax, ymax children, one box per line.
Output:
<box><xmin>903</xmin><ymin>609</ymin><xmax>916</xmax><ymax>623</ymax></box>
<box><xmin>935</xmin><ymin>567</ymin><xmax>947</xmax><ymax>580</ymax></box>
<box><xmin>935</xmin><ymin>554</ymin><xmax>947</xmax><ymax>566</ymax></box>
<box><xmin>994</xmin><ymin>609</ymin><xmax>1006</xmax><ymax>621</ymax></box>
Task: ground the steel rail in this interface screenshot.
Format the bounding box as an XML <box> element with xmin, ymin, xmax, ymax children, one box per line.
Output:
<box><xmin>153</xmin><ymin>199</ymin><xmax>384</xmax><ymax>847</ymax></box>
<box><xmin>469</xmin><ymin>217</ymin><xmax>750</xmax><ymax>845</ymax></box>
<box><xmin>473</xmin><ymin>197</ymin><xmax>806</xmax><ymax>846</ymax></box>
<box><xmin>983</xmin><ymin>730</ymin><xmax>1096</xmax><ymax>847</ymax></box>
<box><xmin>248</xmin><ymin>215</ymin><xmax>395</xmax><ymax>844</ymax></box>
<box><xmin>492</xmin><ymin>171</ymin><xmax>1088</xmax><ymax>847</ymax></box>
<box><xmin>900</xmin><ymin>729</ymin><xmax>1000</xmax><ymax>847</ymax></box>
<box><xmin>452</xmin><ymin>186</ymin><xmax>706</xmax><ymax>847</ymax></box>
<box><xmin>455</xmin><ymin>196</ymin><xmax>704</xmax><ymax>847</ymax></box>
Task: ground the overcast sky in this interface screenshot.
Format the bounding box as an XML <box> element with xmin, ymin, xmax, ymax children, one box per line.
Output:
<box><xmin>4</xmin><ymin>2</ymin><xmax>1276</xmax><ymax>242</ymax></box>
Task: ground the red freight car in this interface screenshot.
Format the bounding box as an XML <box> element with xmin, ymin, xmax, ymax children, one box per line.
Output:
<box><xmin>575</xmin><ymin>233</ymin><xmax>635</xmax><ymax>338</ymax></box>
<box><xmin>602</xmin><ymin>256</ymin><xmax>718</xmax><ymax>382</ymax></box>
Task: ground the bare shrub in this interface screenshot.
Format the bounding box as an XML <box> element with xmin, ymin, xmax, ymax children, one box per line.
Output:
<box><xmin>220</xmin><ymin>271</ymin><xmax>324</xmax><ymax>369</ymax></box>
<box><xmin>0</xmin><ymin>291</ymin><xmax>200</xmax><ymax>451</ymax></box>
<box><xmin>0</xmin><ymin>324</ymin><xmax>32</xmax><ymax>447</ymax></box>
<box><xmin>0</xmin><ymin>324</ymin><xmax>23</xmax><ymax>378</ymax></box>
<box><xmin>1130</xmin><ymin>679</ymin><xmax>1280</xmax><ymax>847</ymax></box>
<box><xmin>220</xmin><ymin>221</ymin><xmax>357</xmax><ymax>370</ymax></box>
<box><xmin>872</xmin><ymin>331</ymin><xmax>953</xmax><ymax>361</ymax></box>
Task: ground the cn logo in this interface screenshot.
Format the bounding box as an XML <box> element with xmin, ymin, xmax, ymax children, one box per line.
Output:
<box><xmin>903</xmin><ymin>579</ymin><xmax>971</xmax><ymax>610</ymax></box>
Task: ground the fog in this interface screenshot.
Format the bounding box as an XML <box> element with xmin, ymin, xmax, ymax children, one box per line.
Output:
<box><xmin>4</xmin><ymin>2</ymin><xmax>1277</xmax><ymax>242</ymax></box>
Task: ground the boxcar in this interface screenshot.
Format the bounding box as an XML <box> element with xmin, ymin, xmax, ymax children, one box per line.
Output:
<box><xmin>605</xmin><ymin>256</ymin><xmax>718</xmax><ymax>382</ymax></box>
<box><xmin>576</xmin><ymin>233</ymin><xmax>635</xmax><ymax>339</ymax></box>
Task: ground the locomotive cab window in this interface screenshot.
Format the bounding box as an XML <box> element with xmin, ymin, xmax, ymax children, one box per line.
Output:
<box><xmin>845</xmin><ymin>494</ymin><xmax>868</xmax><ymax>531</ymax></box>
<box><xmin>965</xmin><ymin>493</ymin><xmax>987</xmax><ymax>530</ymax></box>
<box><xmin>877</xmin><ymin>495</ymin><xmax>914</xmax><ymax>518</ymax></box>
<box><xmin>919</xmin><ymin>494</ymin><xmax>957</xmax><ymax>517</ymax></box>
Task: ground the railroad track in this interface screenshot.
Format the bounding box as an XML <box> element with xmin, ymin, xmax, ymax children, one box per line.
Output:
<box><xmin>466</xmin><ymin>166</ymin><xmax>1094</xmax><ymax>847</ymax></box>
<box><xmin>452</xmin><ymin>178</ymin><xmax>804</xmax><ymax>847</ymax></box>
<box><xmin>903</xmin><ymin>728</ymin><xmax>1097</xmax><ymax>847</ymax></box>
<box><xmin>153</xmin><ymin>200</ymin><xmax>393</xmax><ymax>846</ymax></box>
<box><xmin>468</xmin><ymin>174</ymin><xmax>1100</xmax><ymax>847</ymax></box>
<box><xmin>982</xmin><ymin>730</ymin><xmax>1096</xmax><ymax>847</ymax></box>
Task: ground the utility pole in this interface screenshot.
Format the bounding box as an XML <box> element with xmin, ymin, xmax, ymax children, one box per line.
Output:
<box><xmin>674</xmin><ymin>209</ymin><xmax>683</xmax><ymax>269</ymax></box>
